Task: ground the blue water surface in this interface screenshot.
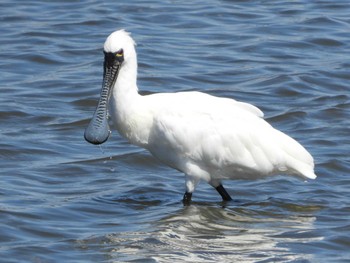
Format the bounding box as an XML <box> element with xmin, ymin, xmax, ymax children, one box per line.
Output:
<box><xmin>0</xmin><ymin>0</ymin><xmax>349</xmax><ymax>262</ymax></box>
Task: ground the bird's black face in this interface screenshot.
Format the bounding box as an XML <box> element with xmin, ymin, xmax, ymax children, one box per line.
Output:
<box><xmin>104</xmin><ymin>49</ymin><xmax>124</xmax><ymax>70</ymax></box>
<box><xmin>84</xmin><ymin>49</ymin><xmax>124</xmax><ymax>145</ymax></box>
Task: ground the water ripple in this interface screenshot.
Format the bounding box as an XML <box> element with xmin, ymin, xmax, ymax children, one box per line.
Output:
<box><xmin>0</xmin><ymin>0</ymin><xmax>349</xmax><ymax>262</ymax></box>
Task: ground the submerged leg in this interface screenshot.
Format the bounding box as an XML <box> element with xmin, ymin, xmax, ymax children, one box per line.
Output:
<box><xmin>182</xmin><ymin>175</ymin><xmax>199</xmax><ymax>205</ymax></box>
<box><xmin>215</xmin><ymin>184</ymin><xmax>232</xmax><ymax>201</ymax></box>
<box><xmin>183</xmin><ymin>192</ymin><xmax>192</xmax><ymax>205</ymax></box>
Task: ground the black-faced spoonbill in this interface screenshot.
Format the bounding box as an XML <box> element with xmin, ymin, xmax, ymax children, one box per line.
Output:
<box><xmin>85</xmin><ymin>30</ymin><xmax>316</xmax><ymax>204</ymax></box>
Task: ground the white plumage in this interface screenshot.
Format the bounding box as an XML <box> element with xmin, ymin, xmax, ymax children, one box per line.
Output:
<box><xmin>85</xmin><ymin>30</ymin><xmax>316</xmax><ymax>202</ymax></box>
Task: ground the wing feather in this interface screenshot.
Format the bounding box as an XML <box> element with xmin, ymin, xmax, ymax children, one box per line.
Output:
<box><xmin>144</xmin><ymin>91</ymin><xmax>314</xmax><ymax>180</ymax></box>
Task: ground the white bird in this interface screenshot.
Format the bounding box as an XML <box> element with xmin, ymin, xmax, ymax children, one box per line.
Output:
<box><xmin>85</xmin><ymin>29</ymin><xmax>316</xmax><ymax>203</ymax></box>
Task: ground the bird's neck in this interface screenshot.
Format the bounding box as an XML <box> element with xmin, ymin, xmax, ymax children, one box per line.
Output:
<box><xmin>114</xmin><ymin>58</ymin><xmax>139</xmax><ymax>101</ymax></box>
<box><xmin>109</xmin><ymin>57</ymin><xmax>142</xmax><ymax>142</ymax></box>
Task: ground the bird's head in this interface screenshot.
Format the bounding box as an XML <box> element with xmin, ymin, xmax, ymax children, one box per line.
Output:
<box><xmin>84</xmin><ymin>29</ymin><xmax>136</xmax><ymax>145</ymax></box>
<box><xmin>103</xmin><ymin>29</ymin><xmax>136</xmax><ymax>63</ymax></box>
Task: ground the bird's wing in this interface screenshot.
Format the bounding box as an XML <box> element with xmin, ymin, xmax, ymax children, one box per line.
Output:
<box><xmin>146</xmin><ymin>92</ymin><xmax>314</xmax><ymax>180</ymax></box>
<box><xmin>146</xmin><ymin>94</ymin><xmax>275</xmax><ymax>178</ymax></box>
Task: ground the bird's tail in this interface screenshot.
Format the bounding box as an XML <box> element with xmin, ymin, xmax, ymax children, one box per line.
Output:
<box><xmin>276</xmin><ymin>130</ymin><xmax>317</xmax><ymax>180</ymax></box>
<box><xmin>291</xmin><ymin>160</ymin><xmax>317</xmax><ymax>180</ymax></box>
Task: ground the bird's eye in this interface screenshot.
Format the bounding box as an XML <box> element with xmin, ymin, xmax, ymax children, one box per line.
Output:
<box><xmin>116</xmin><ymin>49</ymin><xmax>124</xmax><ymax>57</ymax></box>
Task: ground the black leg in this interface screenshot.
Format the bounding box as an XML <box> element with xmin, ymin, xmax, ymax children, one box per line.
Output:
<box><xmin>216</xmin><ymin>184</ymin><xmax>232</xmax><ymax>201</ymax></box>
<box><xmin>183</xmin><ymin>192</ymin><xmax>192</xmax><ymax>205</ymax></box>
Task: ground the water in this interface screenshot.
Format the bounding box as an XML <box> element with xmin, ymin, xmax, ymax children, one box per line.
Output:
<box><xmin>1</xmin><ymin>0</ymin><xmax>349</xmax><ymax>262</ymax></box>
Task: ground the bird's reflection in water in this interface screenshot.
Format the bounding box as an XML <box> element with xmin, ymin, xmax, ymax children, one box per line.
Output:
<box><xmin>81</xmin><ymin>200</ymin><xmax>322</xmax><ymax>262</ymax></box>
